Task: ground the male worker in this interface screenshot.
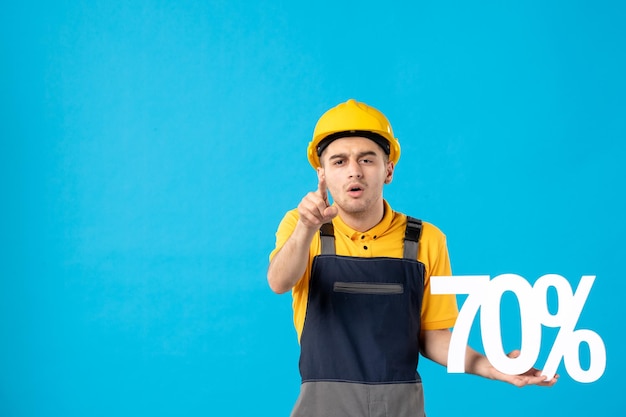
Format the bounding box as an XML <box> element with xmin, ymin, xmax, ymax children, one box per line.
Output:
<box><xmin>268</xmin><ymin>99</ymin><xmax>557</xmax><ymax>417</ymax></box>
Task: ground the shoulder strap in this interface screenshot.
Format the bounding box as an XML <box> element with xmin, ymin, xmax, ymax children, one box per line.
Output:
<box><xmin>319</xmin><ymin>223</ymin><xmax>335</xmax><ymax>255</ymax></box>
<box><xmin>320</xmin><ymin>217</ymin><xmax>422</xmax><ymax>258</ymax></box>
<box><xmin>403</xmin><ymin>216</ymin><xmax>423</xmax><ymax>260</ymax></box>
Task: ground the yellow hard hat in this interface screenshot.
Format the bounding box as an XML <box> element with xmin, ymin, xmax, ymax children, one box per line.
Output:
<box><xmin>307</xmin><ymin>99</ymin><xmax>401</xmax><ymax>169</ymax></box>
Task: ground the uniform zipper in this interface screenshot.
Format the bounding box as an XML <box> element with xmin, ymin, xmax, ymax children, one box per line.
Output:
<box><xmin>333</xmin><ymin>282</ymin><xmax>404</xmax><ymax>295</ymax></box>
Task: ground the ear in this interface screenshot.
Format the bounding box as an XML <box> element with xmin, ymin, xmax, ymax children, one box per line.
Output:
<box><xmin>384</xmin><ymin>161</ymin><xmax>395</xmax><ymax>184</ymax></box>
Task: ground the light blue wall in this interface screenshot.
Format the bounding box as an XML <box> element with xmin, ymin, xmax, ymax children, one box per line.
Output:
<box><xmin>2</xmin><ymin>1</ymin><xmax>624</xmax><ymax>415</ymax></box>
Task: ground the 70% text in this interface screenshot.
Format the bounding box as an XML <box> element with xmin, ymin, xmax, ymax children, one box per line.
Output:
<box><xmin>431</xmin><ymin>274</ymin><xmax>606</xmax><ymax>383</ymax></box>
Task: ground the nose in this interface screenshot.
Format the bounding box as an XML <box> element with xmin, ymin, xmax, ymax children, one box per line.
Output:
<box><xmin>347</xmin><ymin>158</ymin><xmax>362</xmax><ymax>178</ymax></box>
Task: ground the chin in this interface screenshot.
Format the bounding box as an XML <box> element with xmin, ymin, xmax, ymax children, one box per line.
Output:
<box><xmin>337</xmin><ymin>202</ymin><xmax>370</xmax><ymax>215</ymax></box>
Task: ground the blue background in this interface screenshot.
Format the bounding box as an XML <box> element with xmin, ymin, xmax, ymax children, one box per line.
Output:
<box><xmin>2</xmin><ymin>1</ymin><xmax>624</xmax><ymax>416</ymax></box>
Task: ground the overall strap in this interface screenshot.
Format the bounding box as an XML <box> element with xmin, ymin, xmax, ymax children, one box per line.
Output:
<box><xmin>319</xmin><ymin>223</ymin><xmax>336</xmax><ymax>255</ymax></box>
<box><xmin>403</xmin><ymin>216</ymin><xmax>423</xmax><ymax>260</ymax></box>
<box><xmin>320</xmin><ymin>218</ymin><xmax>422</xmax><ymax>258</ymax></box>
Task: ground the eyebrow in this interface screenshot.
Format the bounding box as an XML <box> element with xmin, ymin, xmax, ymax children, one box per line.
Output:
<box><xmin>328</xmin><ymin>150</ymin><xmax>379</xmax><ymax>161</ymax></box>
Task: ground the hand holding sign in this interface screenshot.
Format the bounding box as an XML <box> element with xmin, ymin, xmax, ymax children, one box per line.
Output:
<box><xmin>431</xmin><ymin>274</ymin><xmax>606</xmax><ymax>383</ymax></box>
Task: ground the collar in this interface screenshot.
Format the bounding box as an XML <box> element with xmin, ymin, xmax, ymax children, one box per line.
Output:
<box><xmin>333</xmin><ymin>200</ymin><xmax>395</xmax><ymax>240</ymax></box>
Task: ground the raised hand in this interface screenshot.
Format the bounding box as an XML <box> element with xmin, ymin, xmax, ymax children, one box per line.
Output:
<box><xmin>297</xmin><ymin>176</ymin><xmax>338</xmax><ymax>230</ymax></box>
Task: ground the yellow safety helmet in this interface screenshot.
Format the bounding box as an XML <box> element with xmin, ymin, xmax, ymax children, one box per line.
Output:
<box><xmin>307</xmin><ymin>99</ymin><xmax>401</xmax><ymax>169</ymax></box>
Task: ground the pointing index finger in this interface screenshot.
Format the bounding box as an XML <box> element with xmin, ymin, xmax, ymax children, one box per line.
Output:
<box><xmin>317</xmin><ymin>176</ymin><xmax>329</xmax><ymax>204</ymax></box>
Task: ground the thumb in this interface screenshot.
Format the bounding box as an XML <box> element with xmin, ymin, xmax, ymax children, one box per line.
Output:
<box><xmin>323</xmin><ymin>205</ymin><xmax>339</xmax><ymax>220</ymax></box>
<box><xmin>507</xmin><ymin>350</ymin><xmax>521</xmax><ymax>359</ymax></box>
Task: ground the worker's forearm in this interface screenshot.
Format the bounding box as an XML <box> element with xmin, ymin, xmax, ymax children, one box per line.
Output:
<box><xmin>463</xmin><ymin>348</ymin><xmax>495</xmax><ymax>379</ymax></box>
<box><xmin>420</xmin><ymin>329</ymin><xmax>451</xmax><ymax>366</ymax></box>
<box><xmin>420</xmin><ymin>329</ymin><xmax>494</xmax><ymax>378</ymax></box>
<box><xmin>267</xmin><ymin>221</ymin><xmax>318</xmax><ymax>294</ymax></box>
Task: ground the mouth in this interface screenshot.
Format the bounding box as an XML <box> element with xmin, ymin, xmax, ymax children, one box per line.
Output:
<box><xmin>346</xmin><ymin>183</ymin><xmax>365</xmax><ymax>197</ymax></box>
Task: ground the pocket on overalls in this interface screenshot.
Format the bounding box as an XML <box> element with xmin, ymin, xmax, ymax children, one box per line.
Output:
<box><xmin>333</xmin><ymin>282</ymin><xmax>404</xmax><ymax>295</ymax></box>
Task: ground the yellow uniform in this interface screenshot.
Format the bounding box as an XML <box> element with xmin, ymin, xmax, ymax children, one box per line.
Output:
<box><xmin>270</xmin><ymin>200</ymin><xmax>459</xmax><ymax>340</ymax></box>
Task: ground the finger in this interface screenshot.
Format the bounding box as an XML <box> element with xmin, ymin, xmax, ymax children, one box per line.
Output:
<box><xmin>507</xmin><ymin>350</ymin><xmax>521</xmax><ymax>359</ymax></box>
<box><xmin>323</xmin><ymin>205</ymin><xmax>339</xmax><ymax>221</ymax></box>
<box><xmin>317</xmin><ymin>176</ymin><xmax>329</xmax><ymax>204</ymax></box>
<box><xmin>530</xmin><ymin>375</ymin><xmax>555</xmax><ymax>386</ymax></box>
<box><xmin>298</xmin><ymin>192</ymin><xmax>332</xmax><ymax>226</ymax></box>
<box><xmin>537</xmin><ymin>371</ymin><xmax>559</xmax><ymax>385</ymax></box>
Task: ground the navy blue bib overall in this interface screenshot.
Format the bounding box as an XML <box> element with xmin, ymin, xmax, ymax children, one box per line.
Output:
<box><xmin>291</xmin><ymin>218</ymin><xmax>426</xmax><ymax>417</ymax></box>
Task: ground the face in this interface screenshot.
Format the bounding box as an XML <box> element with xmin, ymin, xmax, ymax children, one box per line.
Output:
<box><xmin>318</xmin><ymin>136</ymin><xmax>394</xmax><ymax>219</ymax></box>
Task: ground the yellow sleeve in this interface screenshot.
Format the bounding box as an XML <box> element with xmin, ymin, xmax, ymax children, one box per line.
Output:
<box><xmin>269</xmin><ymin>209</ymin><xmax>300</xmax><ymax>262</ymax></box>
<box><xmin>269</xmin><ymin>209</ymin><xmax>315</xmax><ymax>341</ymax></box>
<box><xmin>419</xmin><ymin>223</ymin><xmax>459</xmax><ymax>330</ymax></box>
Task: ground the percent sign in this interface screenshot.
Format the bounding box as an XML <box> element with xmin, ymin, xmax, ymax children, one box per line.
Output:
<box><xmin>431</xmin><ymin>274</ymin><xmax>606</xmax><ymax>383</ymax></box>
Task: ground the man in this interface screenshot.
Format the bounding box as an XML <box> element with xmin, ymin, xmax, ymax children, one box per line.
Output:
<box><xmin>268</xmin><ymin>99</ymin><xmax>557</xmax><ymax>417</ymax></box>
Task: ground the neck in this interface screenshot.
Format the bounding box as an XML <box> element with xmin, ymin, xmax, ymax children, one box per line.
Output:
<box><xmin>338</xmin><ymin>201</ymin><xmax>385</xmax><ymax>232</ymax></box>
